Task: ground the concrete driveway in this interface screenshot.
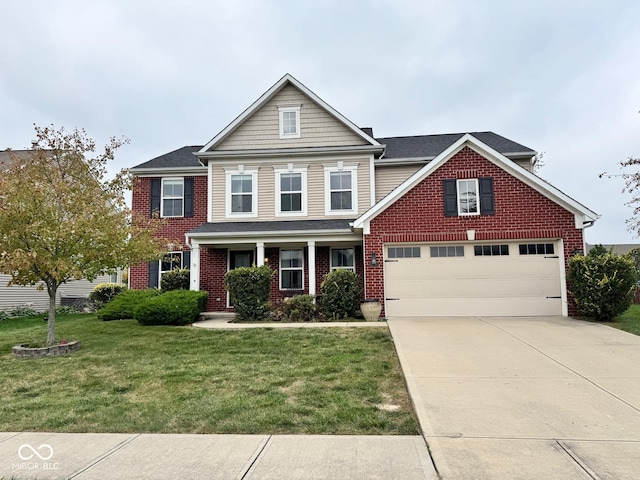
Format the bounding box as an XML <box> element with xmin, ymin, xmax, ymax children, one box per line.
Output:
<box><xmin>388</xmin><ymin>316</ymin><xmax>640</xmax><ymax>480</ymax></box>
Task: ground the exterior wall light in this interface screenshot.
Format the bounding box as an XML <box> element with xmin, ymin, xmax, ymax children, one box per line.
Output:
<box><xmin>370</xmin><ymin>252</ymin><xmax>379</xmax><ymax>267</ymax></box>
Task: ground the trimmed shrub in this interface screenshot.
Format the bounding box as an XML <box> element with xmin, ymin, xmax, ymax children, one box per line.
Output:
<box><xmin>90</xmin><ymin>283</ymin><xmax>126</xmax><ymax>307</ymax></box>
<box><xmin>568</xmin><ymin>252</ymin><xmax>638</xmax><ymax>321</ymax></box>
<box><xmin>161</xmin><ymin>268</ymin><xmax>190</xmax><ymax>292</ymax></box>
<box><xmin>97</xmin><ymin>289</ymin><xmax>161</xmax><ymax>321</ymax></box>
<box><xmin>320</xmin><ymin>269</ymin><xmax>362</xmax><ymax>319</ymax></box>
<box><xmin>272</xmin><ymin>295</ymin><xmax>320</xmax><ymax>322</ymax></box>
<box><xmin>134</xmin><ymin>290</ymin><xmax>209</xmax><ymax>326</ymax></box>
<box><xmin>225</xmin><ymin>265</ymin><xmax>274</xmax><ymax>322</ymax></box>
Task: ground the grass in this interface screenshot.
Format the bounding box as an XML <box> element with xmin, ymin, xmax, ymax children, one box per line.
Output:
<box><xmin>0</xmin><ymin>314</ymin><xmax>418</xmax><ymax>435</ymax></box>
<box><xmin>611</xmin><ymin>304</ymin><xmax>640</xmax><ymax>336</ymax></box>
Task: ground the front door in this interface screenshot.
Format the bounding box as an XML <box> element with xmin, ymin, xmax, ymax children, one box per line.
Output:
<box><xmin>228</xmin><ymin>250</ymin><xmax>254</xmax><ymax>306</ymax></box>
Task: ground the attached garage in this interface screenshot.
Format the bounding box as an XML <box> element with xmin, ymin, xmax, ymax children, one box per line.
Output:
<box><xmin>383</xmin><ymin>241</ymin><xmax>563</xmax><ymax>317</ymax></box>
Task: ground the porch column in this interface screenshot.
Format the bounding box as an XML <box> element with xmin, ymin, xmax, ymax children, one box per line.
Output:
<box><xmin>190</xmin><ymin>242</ymin><xmax>200</xmax><ymax>291</ymax></box>
<box><xmin>308</xmin><ymin>241</ymin><xmax>316</xmax><ymax>297</ymax></box>
<box><xmin>256</xmin><ymin>242</ymin><xmax>265</xmax><ymax>267</ymax></box>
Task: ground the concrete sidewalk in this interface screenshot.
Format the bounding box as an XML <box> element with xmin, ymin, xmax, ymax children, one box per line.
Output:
<box><xmin>388</xmin><ymin>316</ymin><xmax>640</xmax><ymax>480</ymax></box>
<box><xmin>193</xmin><ymin>317</ymin><xmax>388</xmax><ymax>330</ymax></box>
<box><xmin>0</xmin><ymin>432</ymin><xmax>437</xmax><ymax>479</ymax></box>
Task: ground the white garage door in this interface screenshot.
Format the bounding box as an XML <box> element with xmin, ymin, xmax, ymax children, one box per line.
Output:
<box><xmin>384</xmin><ymin>242</ymin><xmax>562</xmax><ymax>317</ymax></box>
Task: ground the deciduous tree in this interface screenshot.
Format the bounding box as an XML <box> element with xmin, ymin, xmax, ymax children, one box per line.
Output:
<box><xmin>0</xmin><ymin>125</ymin><xmax>171</xmax><ymax>344</ymax></box>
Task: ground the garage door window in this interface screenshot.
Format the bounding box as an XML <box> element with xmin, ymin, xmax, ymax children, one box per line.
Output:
<box><xmin>388</xmin><ymin>247</ymin><xmax>421</xmax><ymax>259</ymax></box>
<box><xmin>519</xmin><ymin>243</ymin><xmax>555</xmax><ymax>255</ymax></box>
<box><xmin>430</xmin><ymin>246</ymin><xmax>464</xmax><ymax>257</ymax></box>
<box><xmin>474</xmin><ymin>245</ymin><xmax>509</xmax><ymax>256</ymax></box>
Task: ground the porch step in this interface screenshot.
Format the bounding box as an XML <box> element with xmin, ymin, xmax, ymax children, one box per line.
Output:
<box><xmin>198</xmin><ymin>312</ymin><xmax>237</xmax><ymax>322</ymax></box>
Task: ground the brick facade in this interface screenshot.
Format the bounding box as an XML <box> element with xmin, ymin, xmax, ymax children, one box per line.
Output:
<box><xmin>130</xmin><ymin>175</ymin><xmax>208</xmax><ymax>290</ymax></box>
<box><xmin>363</xmin><ymin>147</ymin><xmax>584</xmax><ymax>316</ymax></box>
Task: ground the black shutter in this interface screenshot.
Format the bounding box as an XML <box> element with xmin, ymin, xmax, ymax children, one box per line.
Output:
<box><xmin>150</xmin><ymin>178</ymin><xmax>161</xmax><ymax>217</ymax></box>
<box><xmin>148</xmin><ymin>261</ymin><xmax>159</xmax><ymax>288</ymax></box>
<box><xmin>443</xmin><ymin>179</ymin><xmax>458</xmax><ymax>217</ymax></box>
<box><xmin>182</xmin><ymin>251</ymin><xmax>191</xmax><ymax>270</ymax></box>
<box><xmin>479</xmin><ymin>177</ymin><xmax>495</xmax><ymax>215</ymax></box>
<box><xmin>184</xmin><ymin>177</ymin><xmax>194</xmax><ymax>218</ymax></box>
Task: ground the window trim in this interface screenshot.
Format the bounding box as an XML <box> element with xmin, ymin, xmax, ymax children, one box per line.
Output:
<box><xmin>278</xmin><ymin>105</ymin><xmax>301</xmax><ymax>139</ymax></box>
<box><xmin>160</xmin><ymin>177</ymin><xmax>184</xmax><ymax>218</ymax></box>
<box><xmin>225</xmin><ymin>167</ymin><xmax>258</xmax><ymax>218</ymax></box>
<box><xmin>274</xmin><ymin>165</ymin><xmax>308</xmax><ymax>217</ymax></box>
<box><xmin>324</xmin><ymin>164</ymin><xmax>358</xmax><ymax>215</ymax></box>
<box><xmin>279</xmin><ymin>248</ymin><xmax>304</xmax><ymax>290</ymax></box>
<box><xmin>330</xmin><ymin>247</ymin><xmax>355</xmax><ymax>271</ymax></box>
<box><xmin>457</xmin><ymin>178</ymin><xmax>480</xmax><ymax>216</ymax></box>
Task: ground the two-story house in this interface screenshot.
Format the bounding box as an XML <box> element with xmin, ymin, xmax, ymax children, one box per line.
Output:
<box><xmin>130</xmin><ymin>74</ymin><xmax>598</xmax><ymax>317</ymax></box>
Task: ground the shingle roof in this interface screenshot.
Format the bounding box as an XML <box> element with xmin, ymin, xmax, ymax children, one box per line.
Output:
<box><xmin>376</xmin><ymin>132</ymin><xmax>535</xmax><ymax>160</ymax></box>
<box><xmin>131</xmin><ymin>132</ymin><xmax>535</xmax><ymax>170</ymax></box>
<box><xmin>189</xmin><ymin>219</ymin><xmax>354</xmax><ymax>235</ymax></box>
<box><xmin>131</xmin><ymin>146</ymin><xmax>203</xmax><ymax>170</ymax></box>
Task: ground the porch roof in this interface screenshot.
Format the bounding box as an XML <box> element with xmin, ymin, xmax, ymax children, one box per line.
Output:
<box><xmin>187</xmin><ymin>219</ymin><xmax>357</xmax><ymax>239</ymax></box>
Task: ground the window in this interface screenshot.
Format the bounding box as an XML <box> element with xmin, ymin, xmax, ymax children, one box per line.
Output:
<box><xmin>148</xmin><ymin>250</ymin><xmax>190</xmax><ymax>288</ymax></box>
<box><xmin>474</xmin><ymin>245</ymin><xmax>509</xmax><ymax>256</ymax></box>
<box><xmin>280</xmin><ymin>249</ymin><xmax>304</xmax><ymax>290</ymax></box>
<box><xmin>519</xmin><ymin>243</ymin><xmax>555</xmax><ymax>255</ymax></box>
<box><xmin>430</xmin><ymin>246</ymin><xmax>464</xmax><ymax>258</ymax></box>
<box><xmin>443</xmin><ymin>178</ymin><xmax>494</xmax><ymax>217</ymax></box>
<box><xmin>275</xmin><ymin>166</ymin><xmax>307</xmax><ymax>216</ymax></box>
<box><xmin>457</xmin><ymin>179</ymin><xmax>479</xmax><ymax>215</ymax></box>
<box><xmin>225</xmin><ymin>168</ymin><xmax>258</xmax><ymax>217</ymax></box>
<box><xmin>331</xmin><ymin>248</ymin><xmax>355</xmax><ymax>271</ymax></box>
<box><xmin>279</xmin><ymin>105</ymin><xmax>301</xmax><ymax>139</ymax></box>
<box><xmin>161</xmin><ymin>178</ymin><xmax>184</xmax><ymax>217</ymax></box>
<box><xmin>325</xmin><ymin>165</ymin><xmax>358</xmax><ymax>214</ymax></box>
<box><xmin>161</xmin><ymin>251</ymin><xmax>183</xmax><ymax>276</ymax></box>
<box><xmin>388</xmin><ymin>247</ymin><xmax>422</xmax><ymax>259</ymax></box>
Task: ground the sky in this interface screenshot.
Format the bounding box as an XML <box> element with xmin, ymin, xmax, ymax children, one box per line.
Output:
<box><xmin>1</xmin><ymin>0</ymin><xmax>639</xmax><ymax>244</ymax></box>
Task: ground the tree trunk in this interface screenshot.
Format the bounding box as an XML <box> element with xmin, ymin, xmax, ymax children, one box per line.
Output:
<box><xmin>46</xmin><ymin>281</ymin><xmax>59</xmax><ymax>345</ymax></box>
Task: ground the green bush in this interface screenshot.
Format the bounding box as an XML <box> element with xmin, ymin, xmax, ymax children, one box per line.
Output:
<box><xmin>225</xmin><ymin>265</ymin><xmax>274</xmax><ymax>322</ymax></box>
<box><xmin>0</xmin><ymin>311</ymin><xmax>9</xmax><ymax>321</ymax></box>
<box><xmin>97</xmin><ymin>289</ymin><xmax>161</xmax><ymax>321</ymax></box>
<box><xmin>161</xmin><ymin>269</ymin><xmax>190</xmax><ymax>292</ymax></box>
<box><xmin>90</xmin><ymin>283</ymin><xmax>126</xmax><ymax>307</ymax></box>
<box><xmin>272</xmin><ymin>295</ymin><xmax>320</xmax><ymax>322</ymax></box>
<box><xmin>134</xmin><ymin>290</ymin><xmax>209</xmax><ymax>326</ymax></box>
<box><xmin>568</xmin><ymin>252</ymin><xmax>639</xmax><ymax>321</ymax></box>
<box><xmin>55</xmin><ymin>305</ymin><xmax>79</xmax><ymax>315</ymax></box>
<box><xmin>9</xmin><ymin>306</ymin><xmax>39</xmax><ymax>317</ymax></box>
<box><xmin>320</xmin><ymin>269</ymin><xmax>362</xmax><ymax>319</ymax></box>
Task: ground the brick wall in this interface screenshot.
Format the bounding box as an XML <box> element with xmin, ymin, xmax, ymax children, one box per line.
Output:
<box><xmin>130</xmin><ymin>175</ymin><xmax>208</xmax><ymax>289</ymax></box>
<box><xmin>363</xmin><ymin>147</ymin><xmax>585</xmax><ymax>316</ymax></box>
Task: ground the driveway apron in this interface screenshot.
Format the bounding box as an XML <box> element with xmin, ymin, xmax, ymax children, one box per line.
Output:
<box><xmin>388</xmin><ymin>316</ymin><xmax>640</xmax><ymax>480</ymax></box>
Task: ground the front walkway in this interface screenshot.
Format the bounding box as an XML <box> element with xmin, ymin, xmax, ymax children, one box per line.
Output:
<box><xmin>388</xmin><ymin>316</ymin><xmax>640</xmax><ymax>480</ymax></box>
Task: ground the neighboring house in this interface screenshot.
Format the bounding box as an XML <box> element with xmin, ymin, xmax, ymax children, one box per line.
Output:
<box><xmin>130</xmin><ymin>74</ymin><xmax>598</xmax><ymax>317</ymax></box>
<box><xmin>585</xmin><ymin>243</ymin><xmax>640</xmax><ymax>256</ymax></box>
<box><xmin>0</xmin><ymin>149</ymin><xmax>123</xmax><ymax>312</ymax></box>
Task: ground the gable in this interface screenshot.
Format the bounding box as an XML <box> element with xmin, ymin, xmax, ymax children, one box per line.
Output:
<box><xmin>355</xmin><ymin>134</ymin><xmax>598</xmax><ymax>233</ymax></box>
<box><xmin>370</xmin><ymin>147</ymin><xmax>578</xmax><ymax>237</ymax></box>
<box><xmin>213</xmin><ymin>84</ymin><xmax>369</xmax><ymax>151</ymax></box>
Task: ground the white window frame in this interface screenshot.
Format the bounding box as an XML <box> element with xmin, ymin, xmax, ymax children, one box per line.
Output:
<box><xmin>274</xmin><ymin>165</ymin><xmax>307</xmax><ymax>217</ymax></box>
<box><xmin>280</xmin><ymin>248</ymin><xmax>304</xmax><ymax>290</ymax></box>
<box><xmin>324</xmin><ymin>164</ymin><xmax>358</xmax><ymax>215</ymax></box>
<box><xmin>159</xmin><ymin>251</ymin><xmax>183</xmax><ymax>284</ymax></box>
<box><xmin>330</xmin><ymin>247</ymin><xmax>355</xmax><ymax>271</ymax></box>
<box><xmin>457</xmin><ymin>179</ymin><xmax>480</xmax><ymax>216</ymax></box>
<box><xmin>225</xmin><ymin>167</ymin><xmax>258</xmax><ymax>218</ymax></box>
<box><xmin>160</xmin><ymin>177</ymin><xmax>184</xmax><ymax>218</ymax></box>
<box><xmin>278</xmin><ymin>105</ymin><xmax>301</xmax><ymax>139</ymax></box>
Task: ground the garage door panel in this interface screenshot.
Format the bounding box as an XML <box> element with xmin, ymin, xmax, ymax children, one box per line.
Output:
<box><xmin>384</xmin><ymin>242</ymin><xmax>562</xmax><ymax>317</ymax></box>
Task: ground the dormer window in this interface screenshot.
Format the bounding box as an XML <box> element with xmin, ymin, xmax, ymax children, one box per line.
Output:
<box><xmin>278</xmin><ymin>105</ymin><xmax>301</xmax><ymax>139</ymax></box>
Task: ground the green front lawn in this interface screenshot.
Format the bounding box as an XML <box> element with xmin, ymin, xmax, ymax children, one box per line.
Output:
<box><xmin>611</xmin><ymin>304</ymin><xmax>640</xmax><ymax>336</ymax></box>
<box><xmin>0</xmin><ymin>314</ymin><xmax>418</xmax><ymax>435</ymax></box>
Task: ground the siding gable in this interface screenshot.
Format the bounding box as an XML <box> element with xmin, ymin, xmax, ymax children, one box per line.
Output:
<box><xmin>215</xmin><ymin>85</ymin><xmax>369</xmax><ymax>151</ymax></box>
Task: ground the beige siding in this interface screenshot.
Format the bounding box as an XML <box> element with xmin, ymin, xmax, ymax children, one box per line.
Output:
<box><xmin>215</xmin><ymin>85</ymin><xmax>368</xmax><ymax>150</ymax></box>
<box><xmin>0</xmin><ymin>274</ymin><xmax>113</xmax><ymax>312</ymax></box>
<box><xmin>374</xmin><ymin>164</ymin><xmax>423</xmax><ymax>202</ymax></box>
<box><xmin>210</xmin><ymin>155</ymin><xmax>373</xmax><ymax>222</ymax></box>
<box><xmin>513</xmin><ymin>158</ymin><xmax>534</xmax><ymax>172</ymax></box>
